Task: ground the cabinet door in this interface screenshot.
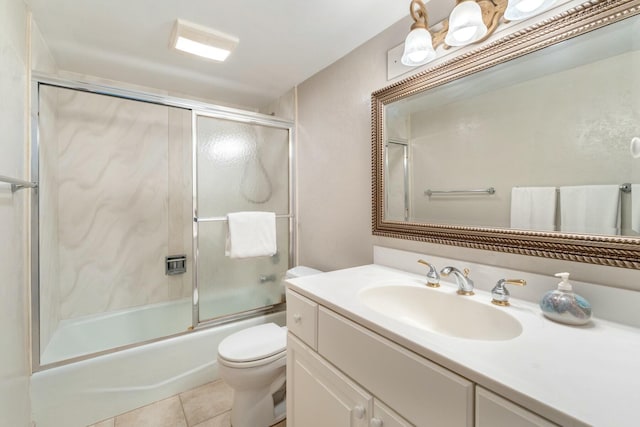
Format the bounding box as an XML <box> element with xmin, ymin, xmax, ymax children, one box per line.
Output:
<box><xmin>287</xmin><ymin>333</ymin><xmax>372</xmax><ymax>427</ymax></box>
<box><xmin>476</xmin><ymin>387</ymin><xmax>558</xmax><ymax>427</ymax></box>
<box><xmin>370</xmin><ymin>399</ymin><xmax>414</xmax><ymax>427</ymax></box>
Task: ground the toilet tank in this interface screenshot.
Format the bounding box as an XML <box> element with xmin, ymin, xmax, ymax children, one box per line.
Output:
<box><xmin>285</xmin><ymin>266</ymin><xmax>322</xmax><ymax>279</ymax></box>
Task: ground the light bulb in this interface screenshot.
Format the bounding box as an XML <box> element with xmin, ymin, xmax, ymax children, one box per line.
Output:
<box><xmin>401</xmin><ymin>27</ymin><xmax>436</xmax><ymax>66</ymax></box>
<box><xmin>445</xmin><ymin>1</ymin><xmax>488</xmax><ymax>47</ymax></box>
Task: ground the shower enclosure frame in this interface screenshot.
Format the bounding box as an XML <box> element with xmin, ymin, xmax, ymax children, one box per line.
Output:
<box><xmin>29</xmin><ymin>73</ymin><xmax>296</xmax><ymax>372</ymax></box>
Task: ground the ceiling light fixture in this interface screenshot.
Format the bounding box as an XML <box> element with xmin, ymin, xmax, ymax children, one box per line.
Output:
<box><xmin>171</xmin><ymin>19</ymin><xmax>238</xmax><ymax>62</ymax></box>
<box><xmin>401</xmin><ymin>0</ymin><xmax>557</xmax><ymax>66</ymax></box>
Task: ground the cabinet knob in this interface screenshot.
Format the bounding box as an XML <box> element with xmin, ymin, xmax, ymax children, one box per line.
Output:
<box><xmin>293</xmin><ymin>314</ymin><xmax>302</xmax><ymax>323</ymax></box>
<box><xmin>370</xmin><ymin>418</ymin><xmax>383</xmax><ymax>427</ymax></box>
<box><xmin>353</xmin><ymin>405</ymin><xmax>366</xmax><ymax>419</ymax></box>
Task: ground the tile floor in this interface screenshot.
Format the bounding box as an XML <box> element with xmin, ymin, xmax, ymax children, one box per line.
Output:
<box><xmin>88</xmin><ymin>380</ymin><xmax>286</xmax><ymax>427</ymax></box>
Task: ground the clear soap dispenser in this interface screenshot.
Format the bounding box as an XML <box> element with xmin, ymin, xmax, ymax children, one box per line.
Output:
<box><xmin>539</xmin><ymin>272</ymin><xmax>592</xmax><ymax>325</ymax></box>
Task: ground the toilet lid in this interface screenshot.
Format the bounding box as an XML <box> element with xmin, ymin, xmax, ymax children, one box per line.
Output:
<box><xmin>218</xmin><ymin>323</ymin><xmax>287</xmax><ymax>363</ymax></box>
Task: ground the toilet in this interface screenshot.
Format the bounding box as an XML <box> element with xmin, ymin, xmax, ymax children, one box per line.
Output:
<box><xmin>217</xmin><ymin>266</ymin><xmax>322</xmax><ymax>427</ymax></box>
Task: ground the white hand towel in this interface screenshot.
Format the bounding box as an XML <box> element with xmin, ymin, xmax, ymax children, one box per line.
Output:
<box><xmin>225</xmin><ymin>212</ymin><xmax>277</xmax><ymax>259</ymax></box>
<box><xmin>510</xmin><ymin>187</ymin><xmax>557</xmax><ymax>231</ymax></box>
<box><xmin>559</xmin><ymin>185</ymin><xmax>620</xmax><ymax>235</ymax></box>
<box><xmin>632</xmin><ymin>184</ymin><xmax>640</xmax><ymax>233</ymax></box>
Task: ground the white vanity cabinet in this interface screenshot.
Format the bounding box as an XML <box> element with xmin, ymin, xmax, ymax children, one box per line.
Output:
<box><xmin>286</xmin><ymin>288</ymin><xmax>560</xmax><ymax>427</ymax></box>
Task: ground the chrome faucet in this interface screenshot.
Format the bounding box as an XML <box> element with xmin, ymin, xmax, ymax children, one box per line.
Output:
<box><xmin>417</xmin><ymin>259</ymin><xmax>440</xmax><ymax>287</ymax></box>
<box><xmin>440</xmin><ymin>266</ymin><xmax>474</xmax><ymax>295</ymax></box>
<box><xmin>491</xmin><ymin>278</ymin><xmax>526</xmax><ymax>306</ymax></box>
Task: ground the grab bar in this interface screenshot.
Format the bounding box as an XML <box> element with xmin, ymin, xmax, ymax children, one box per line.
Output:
<box><xmin>425</xmin><ymin>187</ymin><xmax>495</xmax><ymax>197</ymax></box>
<box><xmin>0</xmin><ymin>174</ymin><xmax>38</xmax><ymax>193</ymax></box>
<box><xmin>195</xmin><ymin>214</ymin><xmax>292</xmax><ymax>222</ymax></box>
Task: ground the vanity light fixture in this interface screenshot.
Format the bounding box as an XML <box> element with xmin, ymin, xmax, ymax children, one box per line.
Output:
<box><xmin>171</xmin><ymin>19</ymin><xmax>238</xmax><ymax>62</ymax></box>
<box><xmin>401</xmin><ymin>0</ymin><xmax>557</xmax><ymax>66</ymax></box>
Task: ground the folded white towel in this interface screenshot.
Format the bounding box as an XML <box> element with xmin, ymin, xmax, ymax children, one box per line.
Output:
<box><xmin>225</xmin><ymin>212</ymin><xmax>277</xmax><ymax>259</ymax></box>
<box><xmin>510</xmin><ymin>187</ymin><xmax>557</xmax><ymax>231</ymax></box>
<box><xmin>632</xmin><ymin>184</ymin><xmax>640</xmax><ymax>233</ymax></box>
<box><xmin>559</xmin><ymin>185</ymin><xmax>620</xmax><ymax>235</ymax></box>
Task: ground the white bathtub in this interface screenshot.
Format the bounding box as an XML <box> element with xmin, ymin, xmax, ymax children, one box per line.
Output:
<box><xmin>31</xmin><ymin>310</ymin><xmax>286</xmax><ymax>427</ymax></box>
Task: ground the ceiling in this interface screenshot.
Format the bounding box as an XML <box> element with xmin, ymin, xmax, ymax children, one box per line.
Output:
<box><xmin>25</xmin><ymin>0</ymin><xmax>421</xmax><ymax>110</ymax></box>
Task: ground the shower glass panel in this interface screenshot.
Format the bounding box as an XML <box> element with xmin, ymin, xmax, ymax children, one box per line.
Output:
<box><xmin>37</xmin><ymin>85</ymin><xmax>193</xmax><ymax>365</ymax></box>
<box><xmin>195</xmin><ymin>115</ymin><xmax>291</xmax><ymax>322</ymax></box>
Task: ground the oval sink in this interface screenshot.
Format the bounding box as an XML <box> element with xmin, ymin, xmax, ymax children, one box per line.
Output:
<box><xmin>359</xmin><ymin>285</ymin><xmax>522</xmax><ymax>341</ymax></box>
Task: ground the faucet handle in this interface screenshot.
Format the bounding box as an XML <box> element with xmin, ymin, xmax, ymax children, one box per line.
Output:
<box><xmin>417</xmin><ymin>259</ymin><xmax>440</xmax><ymax>288</ymax></box>
<box><xmin>491</xmin><ymin>279</ymin><xmax>527</xmax><ymax>306</ymax></box>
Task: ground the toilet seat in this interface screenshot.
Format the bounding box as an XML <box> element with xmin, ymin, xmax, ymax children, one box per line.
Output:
<box><xmin>218</xmin><ymin>323</ymin><xmax>287</xmax><ymax>367</ymax></box>
<box><xmin>218</xmin><ymin>349</ymin><xmax>286</xmax><ymax>369</ymax></box>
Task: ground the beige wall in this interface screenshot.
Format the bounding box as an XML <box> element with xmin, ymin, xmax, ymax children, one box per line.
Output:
<box><xmin>296</xmin><ymin>16</ymin><xmax>640</xmax><ymax>290</ymax></box>
<box><xmin>0</xmin><ymin>0</ymin><xmax>31</xmax><ymax>425</ymax></box>
<box><xmin>296</xmin><ymin>18</ymin><xmax>413</xmax><ymax>272</ymax></box>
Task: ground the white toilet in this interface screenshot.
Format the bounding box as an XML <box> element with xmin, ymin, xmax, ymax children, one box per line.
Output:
<box><xmin>217</xmin><ymin>266</ymin><xmax>321</xmax><ymax>427</ymax></box>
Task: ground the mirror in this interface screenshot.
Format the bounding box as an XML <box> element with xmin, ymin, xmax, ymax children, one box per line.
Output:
<box><xmin>372</xmin><ymin>0</ymin><xmax>640</xmax><ymax>269</ymax></box>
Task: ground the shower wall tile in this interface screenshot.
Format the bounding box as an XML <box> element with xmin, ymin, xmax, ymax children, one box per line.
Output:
<box><xmin>48</xmin><ymin>88</ymin><xmax>192</xmax><ymax>321</ymax></box>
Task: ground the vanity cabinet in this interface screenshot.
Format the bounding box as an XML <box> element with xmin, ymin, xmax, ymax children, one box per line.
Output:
<box><xmin>286</xmin><ymin>289</ymin><xmax>560</xmax><ymax>427</ymax></box>
<box><xmin>475</xmin><ymin>387</ymin><xmax>557</xmax><ymax>427</ymax></box>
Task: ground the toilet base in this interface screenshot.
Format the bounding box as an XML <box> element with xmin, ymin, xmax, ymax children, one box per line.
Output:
<box><xmin>230</xmin><ymin>384</ymin><xmax>286</xmax><ymax>427</ymax></box>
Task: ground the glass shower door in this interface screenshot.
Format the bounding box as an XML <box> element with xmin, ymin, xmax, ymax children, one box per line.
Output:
<box><xmin>195</xmin><ymin>114</ymin><xmax>292</xmax><ymax>322</ymax></box>
<box><xmin>35</xmin><ymin>84</ymin><xmax>193</xmax><ymax>367</ymax></box>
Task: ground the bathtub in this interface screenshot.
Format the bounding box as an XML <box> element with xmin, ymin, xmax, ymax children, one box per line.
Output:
<box><xmin>31</xmin><ymin>309</ymin><xmax>286</xmax><ymax>427</ymax></box>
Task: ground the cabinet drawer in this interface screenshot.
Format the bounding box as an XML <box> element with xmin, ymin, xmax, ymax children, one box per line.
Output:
<box><xmin>476</xmin><ymin>387</ymin><xmax>558</xmax><ymax>427</ymax></box>
<box><xmin>318</xmin><ymin>307</ymin><xmax>473</xmax><ymax>427</ymax></box>
<box><xmin>286</xmin><ymin>290</ymin><xmax>318</xmax><ymax>349</ymax></box>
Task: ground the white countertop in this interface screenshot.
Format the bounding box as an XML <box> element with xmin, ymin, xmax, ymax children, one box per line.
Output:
<box><xmin>287</xmin><ymin>264</ymin><xmax>640</xmax><ymax>427</ymax></box>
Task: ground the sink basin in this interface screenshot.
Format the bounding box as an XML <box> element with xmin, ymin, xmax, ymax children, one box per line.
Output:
<box><xmin>359</xmin><ymin>285</ymin><xmax>522</xmax><ymax>341</ymax></box>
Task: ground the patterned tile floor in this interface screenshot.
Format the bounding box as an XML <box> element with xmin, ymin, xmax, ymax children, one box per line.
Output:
<box><xmin>88</xmin><ymin>380</ymin><xmax>286</xmax><ymax>427</ymax></box>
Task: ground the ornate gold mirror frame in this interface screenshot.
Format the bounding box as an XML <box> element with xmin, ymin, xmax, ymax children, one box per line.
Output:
<box><xmin>372</xmin><ymin>0</ymin><xmax>640</xmax><ymax>269</ymax></box>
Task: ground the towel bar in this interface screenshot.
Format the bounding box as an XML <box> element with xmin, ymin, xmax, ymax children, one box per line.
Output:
<box><xmin>195</xmin><ymin>214</ymin><xmax>292</xmax><ymax>222</ymax></box>
<box><xmin>0</xmin><ymin>174</ymin><xmax>38</xmax><ymax>193</ymax></box>
<box><xmin>424</xmin><ymin>187</ymin><xmax>495</xmax><ymax>196</ymax></box>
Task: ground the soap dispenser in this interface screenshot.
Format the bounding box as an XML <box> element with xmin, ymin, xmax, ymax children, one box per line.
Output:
<box><xmin>539</xmin><ymin>272</ymin><xmax>592</xmax><ymax>325</ymax></box>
